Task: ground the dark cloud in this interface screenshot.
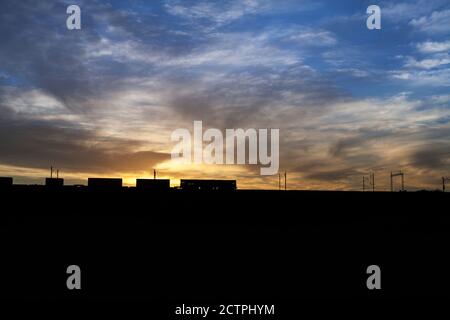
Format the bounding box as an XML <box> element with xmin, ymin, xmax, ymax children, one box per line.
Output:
<box><xmin>0</xmin><ymin>1</ymin><xmax>185</xmax><ymax>112</ymax></box>
<box><xmin>305</xmin><ymin>168</ymin><xmax>361</xmax><ymax>182</ymax></box>
<box><xmin>328</xmin><ymin>129</ymin><xmax>392</xmax><ymax>158</ymax></box>
<box><xmin>163</xmin><ymin>65</ymin><xmax>348</xmax><ymax>129</ymax></box>
<box><xmin>0</xmin><ymin>108</ymin><xmax>169</xmax><ymax>173</ymax></box>
<box><xmin>0</xmin><ymin>1</ymin><xmax>100</xmax><ymax>111</ymax></box>
<box><xmin>410</xmin><ymin>146</ymin><xmax>450</xmax><ymax>170</ymax></box>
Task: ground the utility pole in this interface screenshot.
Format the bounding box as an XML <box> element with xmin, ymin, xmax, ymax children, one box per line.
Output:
<box><xmin>363</xmin><ymin>175</ymin><xmax>372</xmax><ymax>192</ymax></box>
<box><xmin>402</xmin><ymin>173</ymin><xmax>404</xmax><ymax>191</ymax></box>
<box><xmin>284</xmin><ymin>171</ymin><xmax>287</xmax><ymax>191</ymax></box>
<box><xmin>371</xmin><ymin>173</ymin><xmax>375</xmax><ymax>192</ymax></box>
<box><xmin>50</xmin><ymin>166</ymin><xmax>53</xmax><ymax>179</ymax></box>
<box><xmin>154</xmin><ymin>169</ymin><xmax>156</xmax><ymax>180</ymax></box>
<box><xmin>443</xmin><ymin>176</ymin><xmax>450</xmax><ymax>192</ymax></box>
<box><xmin>390</xmin><ymin>172</ymin><xmax>392</xmax><ymax>192</ymax></box>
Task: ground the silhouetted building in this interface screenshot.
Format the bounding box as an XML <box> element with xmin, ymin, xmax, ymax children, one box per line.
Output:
<box><xmin>45</xmin><ymin>178</ymin><xmax>64</xmax><ymax>187</ymax></box>
<box><xmin>0</xmin><ymin>177</ymin><xmax>13</xmax><ymax>188</ymax></box>
<box><xmin>180</xmin><ymin>179</ymin><xmax>236</xmax><ymax>191</ymax></box>
<box><xmin>88</xmin><ymin>178</ymin><xmax>122</xmax><ymax>188</ymax></box>
<box><xmin>136</xmin><ymin>179</ymin><xmax>170</xmax><ymax>190</ymax></box>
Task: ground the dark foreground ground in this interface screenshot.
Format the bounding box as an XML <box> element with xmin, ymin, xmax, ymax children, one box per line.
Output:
<box><xmin>1</xmin><ymin>186</ymin><xmax>449</xmax><ymax>314</ymax></box>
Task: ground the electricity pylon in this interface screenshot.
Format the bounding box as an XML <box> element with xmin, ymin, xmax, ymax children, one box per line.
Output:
<box><xmin>390</xmin><ymin>171</ymin><xmax>405</xmax><ymax>192</ymax></box>
<box><xmin>363</xmin><ymin>173</ymin><xmax>375</xmax><ymax>192</ymax></box>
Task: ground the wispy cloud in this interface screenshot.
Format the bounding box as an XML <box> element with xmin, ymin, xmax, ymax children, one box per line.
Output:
<box><xmin>0</xmin><ymin>0</ymin><xmax>449</xmax><ymax>190</ymax></box>
<box><xmin>410</xmin><ymin>9</ymin><xmax>450</xmax><ymax>33</ymax></box>
<box><xmin>382</xmin><ymin>0</ymin><xmax>448</xmax><ymax>22</ymax></box>
<box><xmin>404</xmin><ymin>54</ymin><xmax>450</xmax><ymax>69</ymax></box>
<box><xmin>164</xmin><ymin>0</ymin><xmax>268</xmax><ymax>26</ymax></box>
<box><xmin>417</xmin><ymin>40</ymin><xmax>450</xmax><ymax>53</ymax></box>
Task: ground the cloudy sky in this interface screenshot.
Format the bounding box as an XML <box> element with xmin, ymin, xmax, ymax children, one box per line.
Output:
<box><xmin>0</xmin><ymin>0</ymin><xmax>449</xmax><ymax>190</ymax></box>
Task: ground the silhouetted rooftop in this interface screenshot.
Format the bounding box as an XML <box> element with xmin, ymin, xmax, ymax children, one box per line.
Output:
<box><xmin>0</xmin><ymin>177</ymin><xmax>13</xmax><ymax>187</ymax></box>
<box><xmin>88</xmin><ymin>178</ymin><xmax>123</xmax><ymax>188</ymax></box>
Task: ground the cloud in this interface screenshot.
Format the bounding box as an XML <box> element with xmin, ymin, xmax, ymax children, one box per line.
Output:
<box><xmin>0</xmin><ymin>108</ymin><xmax>169</xmax><ymax>175</ymax></box>
<box><xmin>411</xmin><ymin>146</ymin><xmax>450</xmax><ymax>170</ymax></box>
<box><xmin>391</xmin><ymin>68</ymin><xmax>450</xmax><ymax>86</ymax></box>
<box><xmin>382</xmin><ymin>0</ymin><xmax>447</xmax><ymax>22</ymax></box>
<box><xmin>417</xmin><ymin>40</ymin><xmax>450</xmax><ymax>53</ymax></box>
<box><xmin>431</xmin><ymin>94</ymin><xmax>450</xmax><ymax>104</ymax></box>
<box><xmin>158</xmin><ymin>64</ymin><xmax>347</xmax><ymax>130</ymax></box>
<box><xmin>305</xmin><ymin>168</ymin><xmax>362</xmax><ymax>183</ymax></box>
<box><xmin>161</xmin><ymin>32</ymin><xmax>302</xmax><ymax>67</ymax></box>
<box><xmin>164</xmin><ymin>0</ymin><xmax>267</xmax><ymax>26</ymax></box>
<box><xmin>279</xmin><ymin>93</ymin><xmax>450</xmax><ymax>189</ymax></box>
<box><xmin>164</xmin><ymin>0</ymin><xmax>319</xmax><ymax>30</ymax></box>
<box><xmin>404</xmin><ymin>55</ymin><xmax>450</xmax><ymax>69</ymax></box>
<box><xmin>410</xmin><ymin>9</ymin><xmax>450</xmax><ymax>33</ymax></box>
<box><xmin>288</xmin><ymin>29</ymin><xmax>337</xmax><ymax>46</ymax></box>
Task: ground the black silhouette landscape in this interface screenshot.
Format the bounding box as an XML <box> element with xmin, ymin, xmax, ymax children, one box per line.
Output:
<box><xmin>2</xmin><ymin>177</ymin><xmax>449</xmax><ymax>302</ymax></box>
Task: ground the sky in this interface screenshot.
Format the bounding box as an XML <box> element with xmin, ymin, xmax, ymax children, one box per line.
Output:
<box><xmin>0</xmin><ymin>0</ymin><xmax>449</xmax><ymax>190</ymax></box>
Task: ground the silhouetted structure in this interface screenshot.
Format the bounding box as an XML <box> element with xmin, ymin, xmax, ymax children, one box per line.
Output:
<box><xmin>363</xmin><ymin>173</ymin><xmax>375</xmax><ymax>192</ymax></box>
<box><xmin>180</xmin><ymin>179</ymin><xmax>236</xmax><ymax>191</ymax></box>
<box><xmin>0</xmin><ymin>177</ymin><xmax>13</xmax><ymax>188</ymax></box>
<box><xmin>390</xmin><ymin>171</ymin><xmax>405</xmax><ymax>192</ymax></box>
<box><xmin>443</xmin><ymin>176</ymin><xmax>450</xmax><ymax>192</ymax></box>
<box><xmin>88</xmin><ymin>178</ymin><xmax>122</xmax><ymax>188</ymax></box>
<box><xmin>284</xmin><ymin>171</ymin><xmax>287</xmax><ymax>191</ymax></box>
<box><xmin>2</xmin><ymin>182</ymin><xmax>450</xmax><ymax>301</ymax></box>
<box><xmin>136</xmin><ymin>179</ymin><xmax>170</xmax><ymax>190</ymax></box>
<box><xmin>278</xmin><ymin>172</ymin><xmax>287</xmax><ymax>190</ymax></box>
<box><xmin>49</xmin><ymin>166</ymin><xmax>61</xmax><ymax>179</ymax></box>
<box><xmin>363</xmin><ymin>176</ymin><xmax>369</xmax><ymax>192</ymax></box>
<box><xmin>45</xmin><ymin>178</ymin><xmax>64</xmax><ymax>187</ymax></box>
